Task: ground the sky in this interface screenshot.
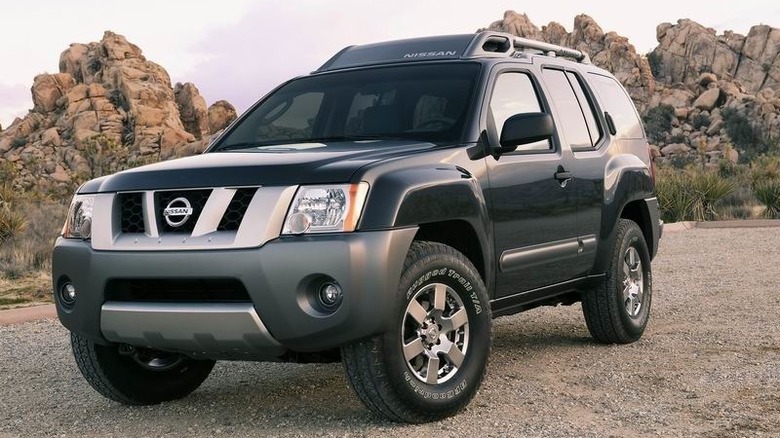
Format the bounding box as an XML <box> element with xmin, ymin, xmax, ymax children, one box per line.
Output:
<box><xmin>1</xmin><ymin>0</ymin><xmax>779</xmax><ymax>129</ymax></box>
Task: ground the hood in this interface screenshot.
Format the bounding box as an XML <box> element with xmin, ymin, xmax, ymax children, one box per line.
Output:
<box><xmin>81</xmin><ymin>140</ymin><xmax>438</xmax><ymax>193</ymax></box>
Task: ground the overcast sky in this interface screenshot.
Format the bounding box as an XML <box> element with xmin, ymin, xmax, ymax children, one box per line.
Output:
<box><xmin>1</xmin><ymin>0</ymin><xmax>779</xmax><ymax>128</ymax></box>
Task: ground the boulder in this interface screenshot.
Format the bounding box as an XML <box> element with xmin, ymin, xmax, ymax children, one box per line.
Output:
<box><xmin>693</xmin><ymin>88</ymin><xmax>723</xmax><ymax>111</ymax></box>
<box><xmin>661</xmin><ymin>143</ymin><xmax>691</xmax><ymax>156</ymax></box>
<box><xmin>31</xmin><ymin>73</ymin><xmax>76</xmax><ymax>113</ymax></box>
<box><xmin>207</xmin><ymin>100</ymin><xmax>238</xmax><ymax>134</ymax></box>
<box><xmin>174</xmin><ymin>82</ymin><xmax>209</xmax><ymax>140</ymax></box>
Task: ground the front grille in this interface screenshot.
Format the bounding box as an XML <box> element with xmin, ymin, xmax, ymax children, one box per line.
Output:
<box><xmin>217</xmin><ymin>188</ymin><xmax>257</xmax><ymax>231</ymax></box>
<box><xmin>119</xmin><ymin>193</ymin><xmax>145</xmax><ymax>233</ymax></box>
<box><xmin>155</xmin><ymin>189</ymin><xmax>211</xmax><ymax>233</ymax></box>
<box><xmin>105</xmin><ymin>279</ymin><xmax>251</xmax><ymax>302</ymax></box>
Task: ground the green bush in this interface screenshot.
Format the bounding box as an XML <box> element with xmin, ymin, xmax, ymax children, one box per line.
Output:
<box><xmin>647</xmin><ymin>51</ymin><xmax>663</xmax><ymax>78</ymax></box>
<box><xmin>10</xmin><ymin>136</ymin><xmax>27</xmax><ymax>148</ymax></box>
<box><xmin>0</xmin><ymin>204</ymin><xmax>27</xmax><ymax>243</ymax></box>
<box><xmin>643</xmin><ymin>104</ymin><xmax>675</xmax><ymax>144</ymax></box>
<box><xmin>691</xmin><ymin>113</ymin><xmax>711</xmax><ymax>130</ymax></box>
<box><xmin>749</xmin><ymin>156</ymin><xmax>780</xmax><ymax>184</ymax></box>
<box><xmin>655</xmin><ymin>167</ymin><xmax>737</xmax><ymax>222</ymax></box>
<box><xmin>722</xmin><ymin>108</ymin><xmax>765</xmax><ymax>161</ymax></box>
<box><xmin>752</xmin><ymin>179</ymin><xmax>780</xmax><ymax>218</ymax></box>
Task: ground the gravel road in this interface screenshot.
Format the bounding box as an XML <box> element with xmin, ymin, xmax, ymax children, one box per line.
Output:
<box><xmin>2</xmin><ymin>227</ymin><xmax>779</xmax><ymax>437</ymax></box>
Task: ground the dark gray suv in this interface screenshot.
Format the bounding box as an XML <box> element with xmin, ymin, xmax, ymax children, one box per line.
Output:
<box><xmin>54</xmin><ymin>31</ymin><xmax>662</xmax><ymax>423</ymax></box>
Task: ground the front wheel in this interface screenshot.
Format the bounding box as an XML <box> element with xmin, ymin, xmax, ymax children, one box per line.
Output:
<box><xmin>342</xmin><ymin>241</ymin><xmax>491</xmax><ymax>423</ymax></box>
<box><xmin>582</xmin><ymin>219</ymin><xmax>653</xmax><ymax>344</ymax></box>
<box><xmin>71</xmin><ymin>333</ymin><xmax>215</xmax><ymax>405</ymax></box>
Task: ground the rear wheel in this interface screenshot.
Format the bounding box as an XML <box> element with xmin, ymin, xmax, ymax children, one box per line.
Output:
<box><xmin>71</xmin><ymin>333</ymin><xmax>215</xmax><ymax>405</ymax></box>
<box><xmin>582</xmin><ymin>219</ymin><xmax>652</xmax><ymax>344</ymax></box>
<box><xmin>342</xmin><ymin>241</ymin><xmax>491</xmax><ymax>423</ymax></box>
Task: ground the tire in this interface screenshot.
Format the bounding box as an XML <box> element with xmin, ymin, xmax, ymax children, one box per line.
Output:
<box><xmin>70</xmin><ymin>333</ymin><xmax>215</xmax><ymax>405</ymax></box>
<box><xmin>582</xmin><ymin>218</ymin><xmax>652</xmax><ymax>344</ymax></box>
<box><xmin>342</xmin><ymin>241</ymin><xmax>491</xmax><ymax>423</ymax></box>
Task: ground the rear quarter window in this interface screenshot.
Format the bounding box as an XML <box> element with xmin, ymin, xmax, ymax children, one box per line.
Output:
<box><xmin>587</xmin><ymin>73</ymin><xmax>644</xmax><ymax>139</ymax></box>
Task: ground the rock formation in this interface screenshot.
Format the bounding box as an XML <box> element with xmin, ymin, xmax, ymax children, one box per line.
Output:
<box><xmin>486</xmin><ymin>12</ymin><xmax>780</xmax><ymax>165</ymax></box>
<box><xmin>486</xmin><ymin>12</ymin><xmax>656</xmax><ymax>111</ymax></box>
<box><xmin>0</xmin><ymin>31</ymin><xmax>236</xmax><ymax>191</ymax></box>
<box><xmin>2</xmin><ymin>19</ymin><xmax>779</xmax><ymax>192</ymax></box>
<box><xmin>652</xmin><ymin>20</ymin><xmax>780</xmax><ymax>94</ymax></box>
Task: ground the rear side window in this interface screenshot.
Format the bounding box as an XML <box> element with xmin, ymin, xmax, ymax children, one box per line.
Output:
<box><xmin>541</xmin><ymin>69</ymin><xmax>595</xmax><ymax>149</ymax></box>
<box><xmin>587</xmin><ymin>73</ymin><xmax>644</xmax><ymax>139</ymax></box>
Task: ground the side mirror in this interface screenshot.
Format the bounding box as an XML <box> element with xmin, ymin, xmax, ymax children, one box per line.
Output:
<box><xmin>498</xmin><ymin>112</ymin><xmax>554</xmax><ymax>153</ymax></box>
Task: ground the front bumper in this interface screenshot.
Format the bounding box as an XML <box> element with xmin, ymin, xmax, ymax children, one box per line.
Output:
<box><xmin>52</xmin><ymin>228</ymin><xmax>417</xmax><ymax>358</ymax></box>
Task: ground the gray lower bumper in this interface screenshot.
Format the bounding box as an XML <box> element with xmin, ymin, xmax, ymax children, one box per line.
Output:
<box><xmin>101</xmin><ymin>302</ymin><xmax>285</xmax><ymax>360</ymax></box>
<box><xmin>53</xmin><ymin>228</ymin><xmax>418</xmax><ymax>356</ymax></box>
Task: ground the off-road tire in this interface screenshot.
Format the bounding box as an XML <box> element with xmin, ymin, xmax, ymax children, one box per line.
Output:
<box><xmin>582</xmin><ymin>218</ymin><xmax>652</xmax><ymax>344</ymax></box>
<box><xmin>342</xmin><ymin>241</ymin><xmax>491</xmax><ymax>423</ymax></box>
<box><xmin>71</xmin><ymin>333</ymin><xmax>215</xmax><ymax>405</ymax></box>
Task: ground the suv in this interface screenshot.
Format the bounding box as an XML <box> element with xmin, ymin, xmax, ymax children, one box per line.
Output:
<box><xmin>53</xmin><ymin>32</ymin><xmax>662</xmax><ymax>423</ymax></box>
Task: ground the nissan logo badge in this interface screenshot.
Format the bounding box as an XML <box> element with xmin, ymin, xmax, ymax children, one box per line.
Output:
<box><xmin>163</xmin><ymin>197</ymin><xmax>194</xmax><ymax>227</ymax></box>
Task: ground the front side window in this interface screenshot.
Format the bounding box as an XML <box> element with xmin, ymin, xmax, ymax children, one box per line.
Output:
<box><xmin>213</xmin><ymin>63</ymin><xmax>481</xmax><ymax>151</ymax></box>
<box><xmin>489</xmin><ymin>72</ymin><xmax>551</xmax><ymax>152</ymax></box>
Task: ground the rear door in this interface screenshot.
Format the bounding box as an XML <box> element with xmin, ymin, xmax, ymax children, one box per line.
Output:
<box><xmin>539</xmin><ymin>67</ymin><xmax>606</xmax><ymax>278</ymax></box>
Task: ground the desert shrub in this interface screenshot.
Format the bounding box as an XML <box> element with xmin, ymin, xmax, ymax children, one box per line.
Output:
<box><xmin>749</xmin><ymin>155</ymin><xmax>780</xmax><ymax>184</ymax></box>
<box><xmin>0</xmin><ymin>200</ymin><xmax>66</xmax><ymax>277</ymax></box>
<box><xmin>10</xmin><ymin>136</ymin><xmax>27</xmax><ymax>148</ymax></box>
<box><xmin>668</xmin><ymin>133</ymin><xmax>688</xmax><ymax>145</ymax></box>
<box><xmin>108</xmin><ymin>89</ymin><xmax>130</xmax><ymax>112</ymax></box>
<box><xmin>655</xmin><ymin>168</ymin><xmax>695</xmax><ymax>222</ymax></box>
<box><xmin>722</xmin><ymin>108</ymin><xmax>765</xmax><ymax>161</ymax></box>
<box><xmin>655</xmin><ymin>166</ymin><xmax>737</xmax><ymax>222</ymax></box>
<box><xmin>77</xmin><ymin>134</ymin><xmax>131</xmax><ymax>178</ymax></box>
<box><xmin>647</xmin><ymin>51</ymin><xmax>663</xmax><ymax>78</ymax></box>
<box><xmin>687</xmin><ymin>171</ymin><xmax>737</xmax><ymax>221</ymax></box>
<box><xmin>691</xmin><ymin>113</ymin><xmax>711</xmax><ymax>130</ymax></box>
<box><xmin>752</xmin><ymin>179</ymin><xmax>780</xmax><ymax>218</ymax></box>
<box><xmin>0</xmin><ymin>204</ymin><xmax>27</xmax><ymax>243</ymax></box>
<box><xmin>643</xmin><ymin>104</ymin><xmax>675</xmax><ymax>144</ymax></box>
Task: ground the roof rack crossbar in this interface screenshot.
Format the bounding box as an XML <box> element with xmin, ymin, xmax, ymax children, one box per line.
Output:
<box><xmin>512</xmin><ymin>36</ymin><xmax>590</xmax><ymax>63</ymax></box>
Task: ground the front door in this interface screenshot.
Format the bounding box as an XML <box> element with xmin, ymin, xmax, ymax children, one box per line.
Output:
<box><xmin>484</xmin><ymin>69</ymin><xmax>580</xmax><ymax>298</ymax></box>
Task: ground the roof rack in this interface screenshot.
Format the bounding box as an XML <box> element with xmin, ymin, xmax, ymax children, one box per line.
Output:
<box><xmin>316</xmin><ymin>31</ymin><xmax>591</xmax><ymax>72</ymax></box>
<box><xmin>464</xmin><ymin>31</ymin><xmax>591</xmax><ymax>64</ymax></box>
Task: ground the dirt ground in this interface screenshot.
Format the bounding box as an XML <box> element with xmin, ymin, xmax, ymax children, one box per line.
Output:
<box><xmin>1</xmin><ymin>226</ymin><xmax>778</xmax><ymax>437</ymax></box>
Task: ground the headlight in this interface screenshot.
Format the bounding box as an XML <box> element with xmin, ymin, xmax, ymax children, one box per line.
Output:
<box><xmin>282</xmin><ymin>183</ymin><xmax>369</xmax><ymax>235</ymax></box>
<box><xmin>62</xmin><ymin>194</ymin><xmax>95</xmax><ymax>239</ymax></box>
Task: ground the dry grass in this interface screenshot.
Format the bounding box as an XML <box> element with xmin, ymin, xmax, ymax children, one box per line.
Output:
<box><xmin>0</xmin><ymin>271</ymin><xmax>52</xmax><ymax>310</ymax></box>
<box><xmin>0</xmin><ymin>200</ymin><xmax>66</xmax><ymax>306</ymax></box>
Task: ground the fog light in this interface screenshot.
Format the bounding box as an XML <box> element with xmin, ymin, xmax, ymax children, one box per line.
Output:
<box><xmin>318</xmin><ymin>282</ymin><xmax>343</xmax><ymax>308</ymax></box>
<box><xmin>60</xmin><ymin>282</ymin><xmax>77</xmax><ymax>307</ymax></box>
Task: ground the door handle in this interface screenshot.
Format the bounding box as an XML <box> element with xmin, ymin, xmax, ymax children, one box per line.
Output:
<box><xmin>554</xmin><ymin>167</ymin><xmax>572</xmax><ymax>187</ymax></box>
<box><xmin>554</xmin><ymin>170</ymin><xmax>572</xmax><ymax>181</ymax></box>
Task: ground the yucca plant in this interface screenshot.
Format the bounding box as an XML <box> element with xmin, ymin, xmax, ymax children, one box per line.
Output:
<box><xmin>752</xmin><ymin>179</ymin><xmax>780</xmax><ymax>219</ymax></box>
<box><xmin>655</xmin><ymin>167</ymin><xmax>737</xmax><ymax>222</ymax></box>
<box><xmin>655</xmin><ymin>168</ymin><xmax>695</xmax><ymax>223</ymax></box>
<box><xmin>687</xmin><ymin>171</ymin><xmax>737</xmax><ymax>221</ymax></box>
<box><xmin>0</xmin><ymin>204</ymin><xmax>28</xmax><ymax>242</ymax></box>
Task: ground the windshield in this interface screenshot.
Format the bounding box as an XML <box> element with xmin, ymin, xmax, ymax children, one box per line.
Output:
<box><xmin>213</xmin><ymin>63</ymin><xmax>481</xmax><ymax>151</ymax></box>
